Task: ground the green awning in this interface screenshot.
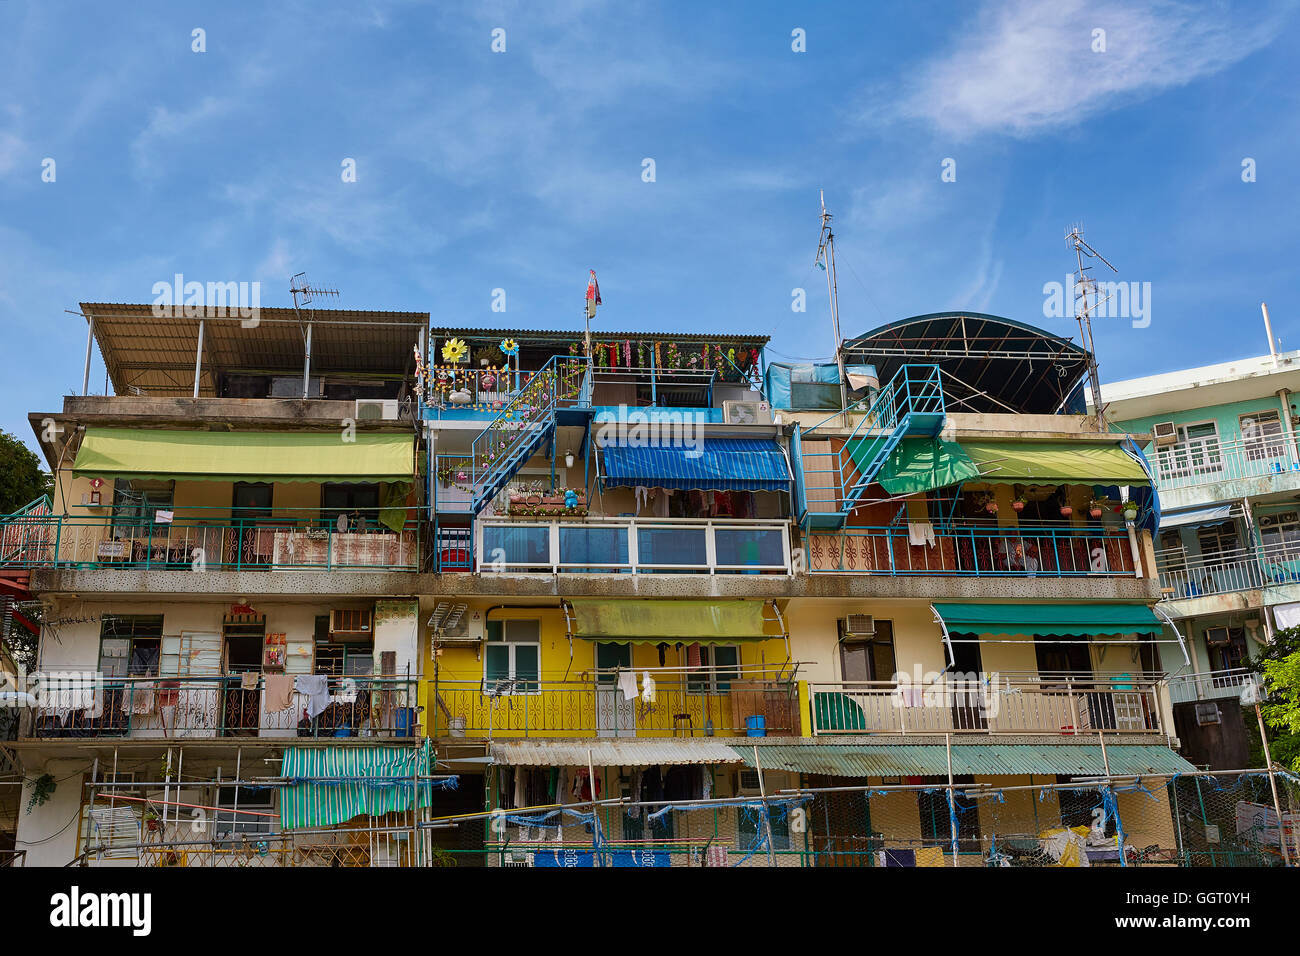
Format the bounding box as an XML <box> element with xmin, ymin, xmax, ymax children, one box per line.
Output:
<box><xmin>73</xmin><ymin>428</ymin><xmax>414</xmax><ymax>483</ymax></box>
<box><xmin>732</xmin><ymin>743</ymin><xmax>1196</xmax><ymax>777</ymax></box>
<box><xmin>932</xmin><ymin>602</ymin><xmax>1163</xmax><ymax>637</ymax></box>
<box><xmin>848</xmin><ymin>436</ymin><xmax>981</xmax><ymax>495</ymax></box>
<box><xmin>960</xmin><ymin>440</ymin><xmax>1150</xmax><ymax>485</ymax></box>
<box><xmin>279</xmin><ymin>744</ymin><xmax>434</xmax><ymax>830</ymax></box>
<box><xmin>567</xmin><ymin>599</ymin><xmax>777</xmax><ymax>641</ymax></box>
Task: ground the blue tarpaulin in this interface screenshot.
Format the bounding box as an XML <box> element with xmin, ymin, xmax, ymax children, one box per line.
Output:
<box><xmin>601</xmin><ymin>438</ymin><xmax>792</xmax><ymax>492</ymax></box>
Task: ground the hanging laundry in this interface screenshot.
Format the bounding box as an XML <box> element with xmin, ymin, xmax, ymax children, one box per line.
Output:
<box><xmin>513</xmin><ymin>766</ymin><xmax>526</xmax><ymax>810</ymax></box>
<box><xmin>687</xmin><ymin>642</ymin><xmax>703</xmax><ymax>668</ymax></box>
<box><xmin>263</xmin><ymin>673</ymin><xmax>295</xmax><ymax>713</ymax></box>
<box><xmin>711</xmin><ymin>491</ymin><xmax>733</xmax><ymax>517</ymax></box>
<box><xmin>617</xmin><ymin>668</ymin><xmax>639</xmax><ymax>702</ymax></box>
<box><xmin>640</xmin><ymin>671</ymin><xmax>657</xmax><ymax>703</ymax></box>
<box><xmin>240</xmin><ymin>671</ymin><xmax>259</xmax><ymax>691</ymax></box>
<box><xmin>635</xmin><ymin>486</ymin><xmax>651</xmax><ymax>513</ymax></box>
<box><xmin>652</xmin><ymin>488</ymin><xmax>670</xmax><ymax>517</ymax></box>
<box><xmin>628</xmin><ymin>769</ymin><xmax>644</xmax><ymax>819</ymax></box>
<box><xmin>294</xmin><ymin>674</ymin><xmax>331</xmax><ymax>719</ymax></box>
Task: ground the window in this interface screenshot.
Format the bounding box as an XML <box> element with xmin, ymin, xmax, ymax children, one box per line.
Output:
<box><xmin>322</xmin><ymin>483</ymin><xmax>380</xmax><ymax>530</ymax></box>
<box><xmin>839</xmin><ymin>619</ymin><xmax>896</xmax><ymax>683</ymax></box>
<box><xmin>213</xmin><ymin>786</ymin><xmax>275</xmax><ymax>840</ymax></box>
<box><xmin>686</xmin><ymin>644</ymin><xmax>740</xmax><ymax>693</ymax></box>
<box><xmin>1160</xmin><ymin>421</ymin><xmax>1221</xmax><ymax>476</ymax></box>
<box><xmin>918</xmin><ymin>775</ymin><xmax>980</xmax><ymax>849</ymax></box>
<box><xmin>484</xmin><ymin>619</ymin><xmax>540</xmax><ymax>693</ymax></box>
<box><xmin>1260</xmin><ymin>511</ymin><xmax>1300</xmax><ymax>556</ymax></box>
<box><xmin>738</xmin><ymin>805</ymin><xmax>791</xmax><ymax>850</ymax></box>
<box><xmin>1207</xmin><ymin>626</ymin><xmax>1248</xmax><ymax>672</ymax></box>
<box><xmin>98</xmin><ymin>615</ymin><xmax>164</xmax><ymax>677</ymax></box>
<box><xmin>1240</xmin><ymin>410</ymin><xmax>1284</xmax><ymax>461</ymax></box>
<box><xmin>110</xmin><ymin>480</ymin><xmax>174</xmax><ymax>538</ymax></box>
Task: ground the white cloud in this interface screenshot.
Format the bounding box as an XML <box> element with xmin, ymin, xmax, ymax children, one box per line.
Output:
<box><xmin>877</xmin><ymin>0</ymin><xmax>1286</xmax><ymax>138</ymax></box>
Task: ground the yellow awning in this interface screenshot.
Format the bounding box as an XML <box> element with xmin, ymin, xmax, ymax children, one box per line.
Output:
<box><xmin>72</xmin><ymin>428</ymin><xmax>414</xmax><ymax>484</ymax></box>
<box><xmin>567</xmin><ymin>599</ymin><xmax>779</xmax><ymax>642</ymax></box>
<box><xmin>960</xmin><ymin>440</ymin><xmax>1150</xmax><ymax>485</ymax></box>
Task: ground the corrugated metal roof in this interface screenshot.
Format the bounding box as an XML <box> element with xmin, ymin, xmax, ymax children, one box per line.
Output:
<box><xmin>731</xmin><ymin>743</ymin><xmax>1196</xmax><ymax>778</ymax></box>
<box><xmin>80</xmin><ymin>303</ymin><xmax>427</xmax><ymax>397</ymax></box>
<box><xmin>491</xmin><ymin>739</ymin><xmax>744</xmax><ymax>767</ymax></box>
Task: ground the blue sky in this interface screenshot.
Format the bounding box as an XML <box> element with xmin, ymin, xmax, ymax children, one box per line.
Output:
<box><xmin>2</xmin><ymin>0</ymin><xmax>1299</xmax><ymax>449</ymax></box>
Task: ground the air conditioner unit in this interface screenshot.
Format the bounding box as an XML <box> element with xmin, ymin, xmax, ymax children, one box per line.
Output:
<box><xmin>355</xmin><ymin>399</ymin><xmax>399</xmax><ymax>421</ymax></box>
<box><xmin>330</xmin><ymin>608</ymin><xmax>374</xmax><ymax>639</ymax></box>
<box><xmin>723</xmin><ymin>400</ymin><xmax>773</xmax><ymax>425</ymax></box>
<box><xmin>1194</xmin><ymin>702</ymin><xmax>1222</xmax><ymax>726</ymax></box>
<box><xmin>428</xmin><ymin>603</ymin><xmax>484</xmax><ymax>644</ymax></box>
<box><xmin>736</xmin><ymin>769</ymin><xmax>792</xmax><ymax>797</ymax></box>
<box><xmin>841</xmin><ymin>614</ymin><xmax>875</xmax><ymax>639</ymax></box>
<box><xmin>1204</xmin><ymin>626</ymin><xmax>1231</xmax><ymax>647</ymax></box>
<box><xmin>1152</xmin><ymin>421</ymin><xmax>1178</xmax><ymax>447</ymax></box>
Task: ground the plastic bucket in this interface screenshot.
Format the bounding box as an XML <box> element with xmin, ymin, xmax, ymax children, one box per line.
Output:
<box><xmin>745</xmin><ymin>715</ymin><xmax>767</xmax><ymax>737</ymax></box>
<box><xmin>395</xmin><ymin>707</ymin><xmax>416</xmax><ymax>737</ymax></box>
<box><xmin>448</xmin><ymin>716</ymin><xmax>467</xmax><ymax>738</ymax></box>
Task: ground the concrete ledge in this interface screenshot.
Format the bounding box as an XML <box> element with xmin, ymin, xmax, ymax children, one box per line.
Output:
<box><xmin>31</xmin><ymin>568</ymin><xmax>1163</xmax><ymax>602</ymax></box>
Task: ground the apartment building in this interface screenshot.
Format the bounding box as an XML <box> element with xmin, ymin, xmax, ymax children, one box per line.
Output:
<box><xmin>1100</xmin><ymin>347</ymin><xmax>1300</xmax><ymax>769</ymax></box>
<box><xmin>8</xmin><ymin>306</ymin><xmax>1281</xmax><ymax>868</ymax></box>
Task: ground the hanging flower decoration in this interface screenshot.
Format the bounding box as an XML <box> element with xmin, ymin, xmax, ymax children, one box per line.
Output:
<box><xmin>441</xmin><ymin>338</ymin><xmax>468</xmax><ymax>363</ymax></box>
<box><xmin>500</xmin><ymin>338</ymin><xmax>519</xmax><ymax>356</ymax></box>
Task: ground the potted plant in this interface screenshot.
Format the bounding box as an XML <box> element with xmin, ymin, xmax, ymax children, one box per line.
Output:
<box><xmin>473</xmin><ymin>345</ymin><xmax>504</xmax><ymax>368</ymax></box>
<box><xmin>1059</xmin><ymin>503</ymin><xmax>1073</xmax><ymax>517</ymax></box>
<box><xmin>1122</xmin><ymin>500</ymin><xmax>1139</xmax><ymax>522</ymax></box>
<box><xmin>1088</xmin><ymin>497</ymin><xmax>1106</xmax><ymax>518</ymax></box>
<box><xmin>985</xmin><ymin>499</ymin><xmax>999</xmax><ymax>514</ymax></box>
<box><xmin>1012</xmin><ymin>493</ymin><xmax>1028</xmax><ymax>512</ymax></box>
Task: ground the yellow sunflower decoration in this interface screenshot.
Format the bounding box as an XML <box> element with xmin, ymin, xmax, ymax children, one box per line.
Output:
<box><xmin>441</xmin><ymin>337</ymin><xmax>468</xmax><ymax>363</ymax></box>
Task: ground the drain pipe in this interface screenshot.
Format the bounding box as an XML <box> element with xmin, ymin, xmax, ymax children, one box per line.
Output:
<box><xmin>1263</xmin><ymin>303</ymin><xmax>1280</xmax><ymax>367</ymax></box>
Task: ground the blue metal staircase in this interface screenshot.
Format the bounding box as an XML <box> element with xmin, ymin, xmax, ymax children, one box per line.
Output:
<box><xmin>444</xmin><ymin>354</ymin><xmax>592</xmax><ymax>517</ymax></box>
<box><xmin>796</xmin><ymin>364</ymin><xmax>945</xmax><ymax>531</ymax></box>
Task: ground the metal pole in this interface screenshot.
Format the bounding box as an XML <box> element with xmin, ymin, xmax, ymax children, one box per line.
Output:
<box><xmin>946</xmin><ymin>733</ymin><xmax>958</xmax><ymax>867</ymax></box>
<box><xmin>1097</xmin><ymin>731</ymin><xmax>1126</xmax><ymax>867</ymax></box>
<box><xmin>754</xmin><ymin>745</ymin><xmax>777</xmax><ymax>868</ymax></box>
<box><xmin>82</xmin><ymin>316</ymin><xmax>94</xmax><ymax>396</ymax></box>
<box><xmin>193</xmin><ymin>317</ymin><xmax>205</xmax><ymax>398</ymax></box>
<box><xmin>587</xmin><ymin>748</ymin><xmax>599</xmax><ymax>866</ymax></box>
<box><xmin>1254</xmin><ymin>699</ymin><xmax>1292</xmax><ymax>865</ymax></box>
<box><xmin>303</xmin><ymin>322</ymin><xmax>313</xmax><ymax>398</ymax></box>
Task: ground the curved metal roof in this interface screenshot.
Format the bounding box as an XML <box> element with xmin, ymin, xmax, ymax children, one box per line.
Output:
<box><xmin>843</xmin><ymin>312</ymin><xmax>1091</xmax><ymax>415</ymax></box>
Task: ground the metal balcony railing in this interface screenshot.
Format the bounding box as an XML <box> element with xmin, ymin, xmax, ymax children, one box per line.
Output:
<box><xmin>474</xmin><ymin>516</ymin><xmax>792</xmax><ymax>574</ymax></box>
<box><xmin>809</xmin><ymin>675</ymin><xmax>1163</xmax><ymax>736</ymax></box>
<box><xmin>1150</xmin><ymin>434</ymin><xmax>1300</xmax><ymax>492</ymax></box>
<box><xmin>27</xmin><ymin>675</ymin><xmax>419</xmax><ymax>739</ymax></box>
<box><xmin>428</xmin><ymin>667</ymin><xmax>799</xmax><ymax>738</ymax></box>
<box><xmin>804</xmin><ymin>525</ymin><xmax>1136</xmax><ymax>577</ymax></box>
<box><xmin>1165</xmin><ymin>668</ymin><xmax>1253</xmax><ymax>705</ymax></box>
<box><xmin>1156</xmin><ymin>542</ymin><xmax>1300</xmax><ymax>599</ymax></box>
<box><xmin>0</xmin><ymin>506</ymin><xmax>419</xmax><ymax>571</ymax></box>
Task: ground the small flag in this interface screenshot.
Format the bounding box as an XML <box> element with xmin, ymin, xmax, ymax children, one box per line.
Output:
<box><xmin>586</xmin><ymin>270</ymin><xmax>601</xmax><ymax>319</ymax></box>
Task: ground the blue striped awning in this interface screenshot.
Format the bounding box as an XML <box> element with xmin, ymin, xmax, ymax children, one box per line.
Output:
<box><xmin>601</xmin><ymin>438</ymin><xmax>792</xmax><ymax>492</ymax></box>
<box><xmin>279</xmin><ymin>744</ymin><xmax>450</xmax><ymax>830</ymax></box>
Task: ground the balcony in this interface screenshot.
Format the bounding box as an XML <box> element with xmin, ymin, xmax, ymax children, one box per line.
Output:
<box><xmin>473</xmin><ymin>516</ymin><xmax>792</xmax><ymax>574</ymax></box>
<box><xmin>1166</xmin><ymin>668</ymin><xmax>1253</xmax><ymax>705</ymax></box>
<box><xmin>428</xmin><ymin>666</ymin><xmax>799</xmax><ymax>738</ymax></box>
<box><xmin>0</xmin><ymin>507</ymin><xmax>419</xmax><ymax>572</ymax></box>
<box><xmin>27</xmin><ymin>675</ymin><xmax>419</xmax><ymax>739</ymax></box>
<box><xmin>1150</xmin><ymin>434</ymin><xmax>1300</xmax><ymax>494</ymax></box>
<box><xmin>805</xmin><ymin>525</ymin><xmax>1136</xmax><ymax>578</ymax></box>
<box><xmin>1156</xmin><ymin>542</ymin><xmax>1300</xmax><ymax>600</ymax></box>
<box><xmin>809</xmin><ymin>674</ymin><xmax>1164</xmax><ymax>736</ymax></box>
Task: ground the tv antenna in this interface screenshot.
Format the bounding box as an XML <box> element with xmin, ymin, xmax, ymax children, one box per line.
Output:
<box><xmin>815</xmin><ymin>191</ymin><xmax>850</xmax><ymax>422</ymax></box>
<box><xmin>1065</xmin><ymin>224</ymin><xmax>1117</xmax><ymax>431</ymax></box>
<box><xmin>288</xmin><ymin>272</ymin><xmax>341</xmax><ymax>399</ymax></box>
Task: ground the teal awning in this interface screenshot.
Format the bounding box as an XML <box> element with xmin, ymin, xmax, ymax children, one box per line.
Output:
<box><xmin>279</xmin><ymin>744</ymin><xmax>436</xmax><ymax>830</ymax></box>
<box><xmin>932</xmin><ymin>602</ymin><xmax>1164</xmax><ymax>637</ymax></box>
<box><xmin>732</xmin><ymin>743</ymin><xmax>1196</xmax><ymax>777</ymax></box>
<box><xmin>847</xmin><ymin>436</ymin><xmax>981</xmax><ymax>495</ymax></box>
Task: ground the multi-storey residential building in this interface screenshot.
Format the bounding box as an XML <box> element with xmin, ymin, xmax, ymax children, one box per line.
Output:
<box><xmin>1100</xmin><ymin>347</ymin><xmax>1300</xmax><ymax>769</ymax></box>
<box><xmin>4</xmin><ymin>303</ymin><xmax>432</xmax><ymax>866</ymax></box>
<box><xmin>9</xmin><ymin>305</ymin><xmax>1285</xmax><ymax>868</ymax></box>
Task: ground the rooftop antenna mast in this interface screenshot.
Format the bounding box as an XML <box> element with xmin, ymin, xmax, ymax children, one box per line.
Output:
<box><xmin>1065</xmin><ymin>224</ymin><xmax>1116</xmax><ymax>431</ymax></box>
<box><xmin>289</xmin><ymin>272</ymin><xmax>340</xmax><ymax>399</ymax></box>
<box><xmin>815</xmin><ymin>191</ymin><xmax>850</xmax><ymax>423</ymax></box>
